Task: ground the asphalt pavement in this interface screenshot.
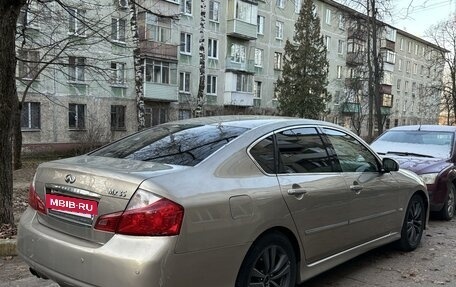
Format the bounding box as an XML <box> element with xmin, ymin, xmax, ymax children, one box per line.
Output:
<box><xmin>1</xmin><ymin>219</ymin><xmax>455</xmax><ymax>287</ymax></box>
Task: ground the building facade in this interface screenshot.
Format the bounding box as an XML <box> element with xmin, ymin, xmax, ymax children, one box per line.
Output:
<box><xmin>17</xmin><ymin>0</ymin><xmax>445</xmax><ymax>152</ymax></box>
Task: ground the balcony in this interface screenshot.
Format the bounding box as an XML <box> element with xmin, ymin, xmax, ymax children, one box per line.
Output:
<box><xmin>227</xmin><ymin>19</ymin><xmax>257</xmax><ymax>40</ymax></box>
<box><xmin>224</xmin><ymin>91</ymin><xmax>254</xmax><ymax>106</ymax></box>
<box><xmin>225</xmin><ymin>58</ymin><xmax>255</xmax><ymax>73</ymax></box>
<box><xmin>345</xmin><ymin>78</ymin><xmax>364</xmax><ymax>88</ymax></box>
<box><xmin>347</xmin><ymin>27</ymin><xmax>367</xmax><ymax>40</ymax></box>
<box><xmin>346</xmin><ymin>52</ymin><xmax>364</xmax><ymax>66</ymax></box>
<box><xmin>139</xmin><ymin>40</ymin><xmax>178</xmax><ymax>61</ymax></box>
<box><xmin>341</xmin><ymin>102</ymin><xmax>361</xmax><ymax>114</ymax></box>
<box><xmin>144</xmin><ymin>83</ymin><xmax>178</xmax><ymax>102</ymax></box>
<box><xmin>379</xmin><ymin>84</ymin><xmax>392</xmax><ymax>95</ymax></box>
<box><xmin>380</xmin><ymin>39</ymin><xmax>395</xmax><ymax>51</ymax></box>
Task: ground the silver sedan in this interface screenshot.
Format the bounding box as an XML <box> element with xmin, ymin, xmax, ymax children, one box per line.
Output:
<box><xmin>18</xmin><ymin>116</ymin><xmax>428</xmax><ymax>287</ymax></box>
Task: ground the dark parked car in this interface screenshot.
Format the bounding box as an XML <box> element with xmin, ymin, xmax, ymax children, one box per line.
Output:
<box><xmin>18</xmin><ymin>116</ymin><xmax>428</xmax><ymax>287</ymax></box>
<box><xmin>371</xmin><ymin>125</ymin><xmax>456</xmax><ymax>220</ymax></box>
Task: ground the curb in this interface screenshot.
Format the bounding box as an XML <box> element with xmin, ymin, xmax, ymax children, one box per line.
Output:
<box><xmin>0</xmin><ymin>239</ymin><xmax>17</xmax><ymax>256</ymax></box>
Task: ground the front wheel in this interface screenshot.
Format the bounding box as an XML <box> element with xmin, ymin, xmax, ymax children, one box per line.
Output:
<box><xmin>397</xmin><ymin>194</ymin><xmax>425</xmax><ymax>251</ymax></box>
<box><xmin>235</xmin><ymin>232</ymin><xmax>297</xmax><ymax>287</ymax></box>
<box><xmin>438</xmin><ymin>184</ymin><xmax>455</xmax><ymax>221</ymax></box>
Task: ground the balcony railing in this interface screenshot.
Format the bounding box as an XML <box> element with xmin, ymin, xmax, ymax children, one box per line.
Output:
<box><xmin>341</xmin><ymin>102</ymin><xmax>361</xmax><ymax>114</ymax></box>
<box><xmin>227</xmin><ymin>19</ymin><xmax>257</xmax><ymax>40</ymax></box>
<box><xmin>225</xmin><ymin>58</ymin><xmax>255</xmax><ymax>73</ymax></box>
<box><xmin>139</xmin><ymin>40</ymin><xmax>178</xmax><ymax>61</ymax></box>
<box><xmin>346</xmin><ymin>52</ymin><xmax>364</xmax><ymax>66</ymax></box>
<box><xmin>224</xmin><ymin>91</ymin><xmax>254</xmax><ymax>106</ymax></box>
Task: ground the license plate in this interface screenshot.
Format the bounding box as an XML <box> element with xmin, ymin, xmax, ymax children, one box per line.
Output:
<box><xmin>46</xmin><ymin>194</ymin><xmax>98</xmax><ymax>216</ymax></box>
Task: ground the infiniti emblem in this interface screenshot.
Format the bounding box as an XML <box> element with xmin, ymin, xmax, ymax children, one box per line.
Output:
<box><xmin>65</xmin><ymin>174</ymin><xmax>76</xmax><ymax>184</ymax></box>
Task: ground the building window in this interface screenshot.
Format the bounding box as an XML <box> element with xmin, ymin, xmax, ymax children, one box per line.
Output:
<box><xmin>236</xmin><ymin>0</ymin><xmax>256</xmax><ymax>24</ymax></box>
<box><xmin>69</xmin><ymin>104</ymin><xmax>85</xmax><ymax>129</ymax></box>
<box><xmin>17</xmin><ymin>49</ymin><xmax>39</xmax><ymax>80</ymax></box>
<box><xmin>325</xmin><ymin>35</ymin><xmax>331</xmax><ymax>50</ymax></box>
<box><xmin>254</xmin><ymin>81</ymin><xmax>262</xmax><ymax>98</ymax></box>
<box><xmin>230</xmin><ymin>43</ymin><xmax>246</xmax><ymax>63</ymax></box>
<box><xmin>415</xmin><ymin>44</ymin><xmax>419</xmax><ymax>55</ymax></box>
<box><xmin>276</xmin><ymin>0</ymin><xmax>284</xmax><ymax>8</ymax></box>
<box><xmin>338</xmin><ymin>14</ymin><xmax>345</xmax><ymax>30</ymax></box>
<box><xmin>325</xmin><ymin>8</ymin><xmax>331</xmax><ymax>25</ymax></box>
<box><xmin>294</xmin><ymin>0</ymin><xmax>301</xmax><ymax>13</ymax></box>
<box><xmin>413</xmin><ymin>63</ymin><xmax>418</xmax><ymax>74</ymax></box>
<box><xmin>398</xmin><ymin>59</ymin><xmax>403</xmax><ymax>71</ymax></box>
<box><xmin>18</xmin><ymin>3</ymin><xmax>40</xmax><ymax>29</ymax></box>
<box><xmin>208</xmin><ymin>38</ymin><xmax>218</xmax><ymax>59</ymax></box>
<box><xmin>68</xmin><ymin>8</ymin><xmax>85</xmax><ymax>36</ymax></box>
<box><xmin>396</xmin><ymin>79</ymin><xmax>401</xmax><ymax>90</ymax></box>
<box><xmin>257</xmin><ymin>15</ymin><xmax>264</xmax><ymax>35</ymax></box>
<box><xmin>405</xmin><ymin>81</ymin><xmax>409</xmax><ymax>91</ymax></box>
<box><xmin>337</xmin><ymin>40</ymin><xmax>344</xmax><ymax>54</ymax></box>
<box><xmin>181</xmin><ymin>0</ymin><xmax>192</xmax><ymax>15</ymax></box>
<box><xmin>146</xmin><ymin>13</ymin><xmax>171</xmax><ymax>43</ymax></box>
<box><xmin>145</xmin><ymin>59</ymin><xmax>172</xmax><ymax>84</ymax></box>
<box><xmin>337</xmin><ymin>65</ymin><xmax>343</xmax><ymax>79</ymax></box>
<box><xmin>68</xmin><ymin>56</ymin><xmax>85</xmax><ymax>82</ymax></box>
<box><xmin>384</xmin><ymin>50</ymin><xmax>396</xmax><ymax>64</ymax></box>
<box><xmin>406</xmin><ymin>61</ymin><xmax>411</xmax><ymax>73</ymax></box>
<box><xmin>209</xmin><ymin>0</ymin><xmax>220</xmax><ymax>22</ymax></box>
<box><xmin>179</xmin><ymin>72</ymin><xmax>191</xmax><ymax>93</ymax></box>
<box><xmin>110</xmin><ymin>62</ymin><xmax>125</xmax><ymax>85</ymax></box>
<box><xmin>111</xmin><ymin>18</ymin><xmax>126</xmax><ymax>42</ymax></box>
<box><xmin>111</xmin><ymin>105</ymin><xmax>126</xmax><ymax>130</ymax></box>
<box><xmin>275</xmin><ymin>21</ymin><xmax>284</xmax><ymax>39</ymax></box>
<box><xmin>400</xmin><ymin>38</ymin><xmax>404</xmax><ymax>51</ymax></box>
<box><xmin>236</xmin><ymin>73</ymin><xmax>252</xmax><ymax>92</ymax></box>
<box><xmin>254</xmin><ymin>48</ymin><xmax>263</xmax><ymax>67</ymax></box>
<box><xmin>178</xmin><ymin>109</ymin><xmax>191</xmax><ymax>120</ymax></box>
<box><xmin>145</xmin><ymin>106</ymin><xmax>168</xmax><ymax>127</ymax></box>
<box><xmin>21</xmin><ymin>102</ymin><xmax>40</xmax><ymax>129</ymax></box>
<box><xmin>180</xmin><ymin>32</ymin><xmax>192</xmax><ymax>54</ymax></box>
<box><xmin>274</xmin><ymin>52</ymin><xmax>283</xmax><ymax>70</ymax></box>
<box><xmin>207</xmin><ymin>75</ymin><xmax>217</xmax><ymax>95</ymax></box>
<box><xmin>407</xmin><ymin>41</ymin><xmax>412</xmax><ymax>53</ymax></box>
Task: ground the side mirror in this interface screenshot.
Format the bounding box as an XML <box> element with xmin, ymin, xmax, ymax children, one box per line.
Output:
<box><xmin>382</xmin><ymin>158</ymin><xmax>399</xmax><ymax>172</ymax></box>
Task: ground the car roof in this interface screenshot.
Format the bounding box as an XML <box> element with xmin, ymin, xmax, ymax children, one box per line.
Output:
<box><xmin>387</xmin><ymin>125</ymin><xmax>456</xmax><ymax>132</ymax></box>
<box><xmin>169</xmin><ymin>115</ymin><xmax>340</xmax><ymax>130</ymax></box>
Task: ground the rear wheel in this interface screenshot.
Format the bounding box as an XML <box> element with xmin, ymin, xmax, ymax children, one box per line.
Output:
<box><xmin>438</xmin><ymin>184</ymin><xmax>455</xmax><ymax>221</ymax></box>
<box><xmin>235</xmin><ymin>232</ymin><xmax>297</xmax><ymax>287</ymax></box>
<box><xmin>397</xmin><ymin>194</ymin><xmax>425</xmax><ymax>251</ymax></box>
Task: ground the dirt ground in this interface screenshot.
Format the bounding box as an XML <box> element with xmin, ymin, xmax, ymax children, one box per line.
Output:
<box><xmin>0</xmin><ymin>158</ymin><xmax>50</xmax><ymax>240</ymax></box>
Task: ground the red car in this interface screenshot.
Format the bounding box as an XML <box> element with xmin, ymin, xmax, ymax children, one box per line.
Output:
<box><xmin>372</xmin><ymin>125</ymin><xmax>456</xmax><ymax>220</ymax></box>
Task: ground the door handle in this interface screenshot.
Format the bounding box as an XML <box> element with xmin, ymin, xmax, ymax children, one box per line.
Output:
<box><xmin>350</xmin><ymin>184</ymin><xmax>363</xmax><ymax>193</ymax></box>
<box><xmin>287</xmin><ymin>188</ymin><xmax>308</xmax><ymax>196</ymax></box>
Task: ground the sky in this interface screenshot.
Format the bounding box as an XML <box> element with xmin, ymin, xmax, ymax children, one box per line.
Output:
<box><xmin>391</xmin><ymin>0</ymin><xmax>455</xmax><ymax>38</ymax></box>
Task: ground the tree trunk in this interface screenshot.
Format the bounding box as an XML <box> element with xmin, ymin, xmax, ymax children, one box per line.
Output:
<box><xmin>129</xmin><ymin>3</ymin><xmax>145</xmax><ymax>130</ymax></box>
<box><xmin>13</xmin><ymin>103</ymin><xmax>22</xmax><ymax>170</ymax></box>
<box><xmin>0</xmin><ymin>1</ymin><xmax>24</xmax><ymax>226</ymax></box>
<box><xmin>195</xmin><ymin>0</ymin><xmax>206</xmax><ymax>118</ymax></box>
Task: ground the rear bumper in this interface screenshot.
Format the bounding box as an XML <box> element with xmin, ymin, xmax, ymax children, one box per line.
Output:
<box><xmin>17</xmin><ymin>207</ymin><xmax>248</xmax><ymax>287</ymax></box>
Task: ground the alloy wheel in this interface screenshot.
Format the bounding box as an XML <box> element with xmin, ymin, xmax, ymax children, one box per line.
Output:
<box><xmin>406</xmin><ymin>199</ymin><xmax>424</xmax><ymax>245</ymax></box>
<box><xmin>248</xmin><ymin>245</ymin><xmax>291</xmax><ymax>287</ymax></box>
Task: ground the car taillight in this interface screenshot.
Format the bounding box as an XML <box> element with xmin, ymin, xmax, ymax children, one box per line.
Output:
<box><xmin>28</xmin><ymin>176</ymin><xmax>46</xmax><ymax>214</ymax></box>
<box><xmin>94</xmin><ymin>189</ymin><xmax>184</xmax><ymax>236</ymax></box>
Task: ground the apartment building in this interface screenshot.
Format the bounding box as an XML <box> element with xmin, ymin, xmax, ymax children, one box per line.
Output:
<box><xmin>17</xmin><ymin>0</ymin><xmax>445</xmax><ymax>152</ymax></box>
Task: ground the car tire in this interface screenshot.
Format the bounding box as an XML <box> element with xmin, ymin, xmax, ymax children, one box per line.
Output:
<box><xmin>397</xmin><ymin>194</ymin><xmax>425</xmax><ymax>252</ymax></box>
<box><xmin>235</xmin><ymin>232</ymin><xmax>297</xmax><ymax>287</ymax></box>
<box><xmin>439</xmin><ymin>184</ymin><xmax>455</xmax><ymax>221</ymax></box>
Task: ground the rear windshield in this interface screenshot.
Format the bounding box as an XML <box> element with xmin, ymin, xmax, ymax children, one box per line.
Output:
<box><xmin>91</xmin><ymin>124</ymin><xmax>249</xmax><ymax>166</ymax></box>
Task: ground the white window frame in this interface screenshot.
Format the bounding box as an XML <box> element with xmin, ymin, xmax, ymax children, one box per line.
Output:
<box><xmin>111</xmin><ymin>18</ymin><xmax>126</xmax><ymax>43</ymax></box>
<box><xmin>68</xmin><ymin>103</ymin><xmax>86</xmax><ymax>129</ymax></box>
<box><xmin>257</xmin><ymin>15</ymin><xmax>264</xmax><ymax>35</ymax></box>
<box><xmin>337</xmin><ymin>65</ymin><xmax>343</xmax><ymax>79</ymax></box>
<box><xmin>208</xmin><ymin>0</ymin><xmax>220</xmax><ymax>22</ymax></box>
<box><xmin>294</xmin><ymin>0</ymin><xmax>301</xmax><ymax>13</ymax></box>
<box><xmin>337</xmin><ymin>40</ymin><xmax>344</xmax><ymax>55</ymax></box>
<box><xmin>274</xmin><ymin>52</ymin><xmax>283</xmax><ymax>70</ymax></box>
<box><xmin>179</xmin><ymin>72</ymin><xmax>191</xmax><ymax>93</ymax></box>
<box><xmin>181</xmin><ymin>0</ymin><xmax>192</xmax><ymax>15</ymax></box>
<box><xmin>254</xmin><ymin>81</ymin><xmax>262</xmax><ymax>98</ymax></box>
<box><xmin>68</xmin><ymin>56</ymin><xmax>85</xmax><ymax>82</ymax></box>
<box><xmin>18</xmin><ymin>49</ymin><xmax>39</xmax><ymax>80</ymax></box>
<box><xmin>276</xmin><ymin>0</ymin><xmax>284</xmax><ymax>9</ymax></box>
<box><xmin>208</xmin><ymin>38</ymin><xmax>218</xmax><ymax>59</ymax></box>
<box><xmin>254</xmin><ymin>48</ymin><xmax>263</xmax><ymax>67</ymax></box>
<box><xmin>68</xmin><ymin>8</ymin><xmax>85</xmax><ymax>36</ymax></box>
<box><xmin>230</xmin><ymin>43</ymin><xmax>246</xmax><ymax>63</ymax></box>
<box><xmin>21</xmin><ymin>102</ymin><xmax>40</xmax><ymax>129</ymax></box>
<box><xmin>325</xmin><ymin>35</ymin><xmax>331</xmax><ymax>50</ymax></box>
<box><xmin>110</xmin><ymin>62</ymin><xmax>125</xmax><ymax>85</ymax></box>
<box><xmin>325</xmin><ymin>8</ymin><xmax>331</xmax><ymax>25</ymax></box>
<box><xmin>275</xmin><ymin>21</ymin><xmax>284</xmax><ymax>40</ymax></box>
<box><xmin>180</xmin><ymin>32</ymin><xmax>192</xmax><ymax>55</ymax></box>
<box><xmin>206</xmin><ymin>75</ymin><xmax>217</xmax><ymax>95</ymax></box>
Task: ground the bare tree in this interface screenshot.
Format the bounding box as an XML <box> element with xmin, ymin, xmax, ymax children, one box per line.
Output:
<box><xmin>1</xmin><ymin>0</ymin><xmax>26</xmax><ymax>226</ymax></box>
<box><xmin>195</xmin><ymin>0</ymin><xmax>206</xmax><ymax>118</ymax></box>
<box><xmin>424</xmin><ymin>17</ymin><xmax>455</xmax><ymax>125</ymax></box>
